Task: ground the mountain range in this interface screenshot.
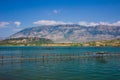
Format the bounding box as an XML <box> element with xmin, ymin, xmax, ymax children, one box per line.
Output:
<box><xmin>10</xmin><ymin>24</ymin><xmax>120</xmax><ymax>43</ymax></box>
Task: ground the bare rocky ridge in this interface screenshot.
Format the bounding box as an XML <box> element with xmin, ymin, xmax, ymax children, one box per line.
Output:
<box><xmin>10</xmin><ymin>24</ymin><xmax>120</xmax><ymax>43</ymax></box>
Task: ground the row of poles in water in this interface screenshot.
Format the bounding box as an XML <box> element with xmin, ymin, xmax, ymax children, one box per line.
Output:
<box><xmin>0</xmin><ymin>51</ymin><xmax>120</xmax><ymax>63</ymax></box>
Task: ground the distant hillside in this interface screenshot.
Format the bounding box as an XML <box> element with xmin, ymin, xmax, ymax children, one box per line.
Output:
<box><xmin>41</xmin><ymin>38</ymin><xmax>120</xmax><ymax>46</ymax></box>
<box><xmin>83</xmin><ymin>38</ymin><xmax>120</xmax><ymax>46</ymax></box>
<box><xmin>10</xmin><ymin>24</ymin><xmax>120</xmax><ymax>43</ymax></box>
<box><xmin>0</xmin><ymin>37</ymin><xmax>53</xmax><ymax>46</ymax></box>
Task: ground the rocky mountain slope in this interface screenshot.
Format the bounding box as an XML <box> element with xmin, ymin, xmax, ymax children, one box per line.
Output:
<box><xmin>10</xmin><ymin>24</ymin><xmax>120</xmax><ymax>43</ymax></box>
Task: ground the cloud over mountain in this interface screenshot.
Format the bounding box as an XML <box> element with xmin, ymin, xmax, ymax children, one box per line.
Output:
<box><xmin>78</xmin><ymin>21</ymin><xmax>120</xmax><ymax>26</ymax></box>
<box><xmin>33</xmin><ymin>20</ymin><xmax>73</xmax><ymax>25</ymax></box>
<box><xmin>33</xmin><ymin>20</ymin><xmax>120</xmax><ymax>27</ymax></box>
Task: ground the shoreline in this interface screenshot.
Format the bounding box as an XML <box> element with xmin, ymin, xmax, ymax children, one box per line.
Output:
<box><xmin>0</xmin><ymin>43</ymin><xmax>120</xmax><ymax>47</ymax></box>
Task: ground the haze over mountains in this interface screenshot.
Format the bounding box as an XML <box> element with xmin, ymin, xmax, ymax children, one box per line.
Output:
<box><xmin>10</xmin><ymin>24</ymin><xmax>120</xmax><ymax>43</ymax></box>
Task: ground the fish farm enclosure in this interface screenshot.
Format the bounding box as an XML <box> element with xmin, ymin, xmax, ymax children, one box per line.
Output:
<box><xmin>0</xmin><ymin>46</ymin><xmax>120</xmax><ymax>64</ymax></box>
<box><xmin>0</xmin><ymin>46</ymin><xmax>120</xmax><ymax>80</ymax></box>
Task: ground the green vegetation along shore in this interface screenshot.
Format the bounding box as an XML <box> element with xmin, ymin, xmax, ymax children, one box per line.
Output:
<box><xmin>42</xmin><ymin>38</ymin><xmax>120</xmax><ymax>46</ymax></box>
<box><xmin>0</xmin><ymin>37</ymin><xmax>53</xmax><ymax>46</ymax></box>
<box><xmin>0</xmin><ymin>37</ymin><xmax>120</xmax><ymax>46</ymax></box>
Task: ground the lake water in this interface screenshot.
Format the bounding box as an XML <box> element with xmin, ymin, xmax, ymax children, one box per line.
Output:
<box><xmin>0</xmin><ymin>46</ymin><xmax>120</xmax><ymax>80</ymax></box>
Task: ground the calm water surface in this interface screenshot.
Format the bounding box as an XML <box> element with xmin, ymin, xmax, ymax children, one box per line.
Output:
<box><xmin>0</xmin><ymin>46</ymin><xmax>120</xmax><ymax>80</ymax></box>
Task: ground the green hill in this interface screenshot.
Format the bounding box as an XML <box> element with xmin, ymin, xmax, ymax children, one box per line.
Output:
<box><xmin>84</xmin><ymin>38</ymin><xmax>120</xmax><ymax>46</ymax></box>
<box><xmin>41</xmin><ymin>38</ymin><xmax>120</xmax><ymax>47</ymax></box>
<box><xmin>0</xmin><ymin>37</ymin><xmax>54</xmax><ymax>46</ymax></box>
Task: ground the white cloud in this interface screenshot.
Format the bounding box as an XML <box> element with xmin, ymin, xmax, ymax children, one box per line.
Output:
<box><xmin>33</xmin><ymin>20</ymin><xmax>73</xmax><ymax>25</ymax></box>
<box><xmin>78</xmin><ymin>21</ymin><xmax>120</xmax><ymax>26</ymax></box>
<box><xmin>112</xmin><ymin>21</ymin><xmax>120</xmax><ymax>26</ymax></box>
<box><xmin>78</xmin><ymin>21</ymin><xmax>88</xmax><ymax>26</ymax></box>
<box><xmin>99</xmin><ymin>21</ymin><xmax>120</xmax><ymax>26</ymax></box>
<box><xmin>78</xmin><ymin>21</ymin><xmax>99</xmax><ymax>26</ymax></box>
<box><xmin>34</xmin><ymin>20</ymin><xmax>120</xmax><ymax>26</ymax></box>
<box><xmin>53</xmin><ymin>10</ymin><xmax>59</xmax><ymax>14</ymax></box>
<box><xmin>89</xmin><ymin>22</ymin><xmax>99</xmax><ymax>26</ymax></box>
<box><xmin>99</xmin><ymin>22</ymin><xmax>110</xmax><ymax>25</ymax></box>
<box><xmin>14</xmin><ymin>21</ymin><xmax>21</xmax><ymax>27</ymax></box>
<box><xmin>0</xmin><ymin>22</ymin><xmax>10</xmax><ymax>28</ymax></box>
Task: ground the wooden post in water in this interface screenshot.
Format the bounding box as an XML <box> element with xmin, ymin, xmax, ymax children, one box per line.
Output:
<box><xmin>73</xmin><ymin>53</ymin><xmax>74</xmax><ymax>60</ymax></box>
<box><xmin>20</xmin><ymin>49</ymin><xmax>24</xmax><ymax>63</ymax></box>
<box><xmin>42</xmin><ymin>53</ymin><xmax>45</xmax><ymax>63</ymax></box>
<box><xmin>11</xmin><ymin>53</ymin><xmax>13</xmax><ymax>64</ymax></box>
<box><xmin>34</xmin><ymin>53</ymin><xmax>37</xmax><ymax>61</ymax></box>
<box><xmin>29</xmin><ymin>55</ymin><xmax>30</xmax><ymax>62</ymax></box>
<box><xmin>21</xmin><ymin>52</ymin><xmax>23</xmax><ymax>59</ymax></box>
<box><xmin>2</xmin><ymin>54</ymin><xmax>4</xmax><ymax>65</ymax></box>
<box><xmin>78</xmin><ymin>53</ymin><xmax>80</xmax><ymax>59</ymax></box>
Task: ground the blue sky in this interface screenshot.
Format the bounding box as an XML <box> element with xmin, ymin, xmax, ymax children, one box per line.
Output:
<box><xmin>0</xmin><ymin>0</ymin><xmax>120</xmax><ymax>37</ymax></box>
